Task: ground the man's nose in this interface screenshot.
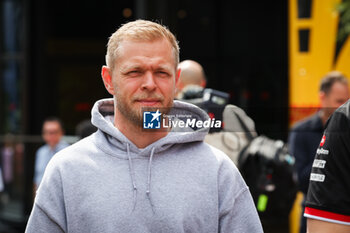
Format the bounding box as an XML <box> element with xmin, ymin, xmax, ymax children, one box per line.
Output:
<box><xmin>141</xmin><ymin>72</ymin><xmax>157</xmax><ymax>90</ymax></box>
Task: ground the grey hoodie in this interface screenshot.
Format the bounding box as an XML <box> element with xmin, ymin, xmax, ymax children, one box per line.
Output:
<box><xmin>25</xmin><ymin>98</ymin><xmax>263</xmax><ymax>233</ymax></box>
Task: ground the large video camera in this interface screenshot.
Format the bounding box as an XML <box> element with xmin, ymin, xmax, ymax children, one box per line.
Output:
<box><xmin>180</xmin><ymin>87</ymin><xmax>230</xmax><ymax>132</ymax></box>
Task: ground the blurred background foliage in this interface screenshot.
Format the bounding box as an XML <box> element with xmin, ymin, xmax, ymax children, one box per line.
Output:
<box><xmin>337</xmin><ymin>0</ymin><xmax>350</xmax><ymax>41</ymax></box>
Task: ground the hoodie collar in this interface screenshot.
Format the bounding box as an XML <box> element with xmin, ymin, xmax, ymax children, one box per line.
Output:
<box><xmin>91</xmin><ymin>98</ymin><xmax>209</xmax><ymax>157</ymax></box>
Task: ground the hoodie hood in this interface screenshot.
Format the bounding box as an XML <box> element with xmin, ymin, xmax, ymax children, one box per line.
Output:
<box><xmin>91</xmin><ymin>98</ymin><xmax>210</xmax><ymax>157</ymax></box>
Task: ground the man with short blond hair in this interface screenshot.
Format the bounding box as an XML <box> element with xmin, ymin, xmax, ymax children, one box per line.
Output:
<box><xmin>105</xmin><ymin>20</ymin><xmax>180</xmax><ymax>73</ymax></box>
<box><xmin>25</xmin><ymin>20</ymin><xmax>263</xmax><ymax>233</ymax></box>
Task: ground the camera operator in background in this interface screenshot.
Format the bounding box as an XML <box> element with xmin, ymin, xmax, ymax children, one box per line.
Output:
<box><xmin>176</xmin><ymin>59</ymin><xmax>257</xmax><ymax>165</ymax></box>
<box><xmin>176</xmin><ymin>60</ymin><xmax>231</xmax><ymax>131</ymax></box>
<box><xmin>176</xmin><ymin>59</ymin><xmax>297</xmax><ymax>233</ymax></box>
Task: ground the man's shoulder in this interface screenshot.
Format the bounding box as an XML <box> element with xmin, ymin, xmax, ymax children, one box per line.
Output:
<box><xmin>51</xmin><ymin>135</ymin><xmax>98</xmax><ymax>164</ymax></box>
<box><xmin>199</xmin><ymin>142</ymin><xmax>238</xmax><ymax>169</ymax></box>
<box><xmin>325</xmin><ymin>100</ymin><xmax>350</xmax><ymax>131</ymax></box>
<box><xmin>291</xmin><ymin>113</ymin><xmax>322</xmax><ymax>131</ymax></box>
<box><xmin>204</xmin><ymin>142</ymin><xmax>229</xmax><ymax>157</ymax></box>
<box><xmin>179</xmin><ymin>140</ymin><xmax>233</xmax><ymax>163</ymax></box>
<box><xmin>200</xmin><ymin>142</ymin><xmax>247</xmax><ymax>190</ymax></box>
<box><xmin>36</xmin><ymin>144</ymin><xmax>50</xmax><ymax>155</ymax></box>
<box><xmin>57</xmin><ymin>140</ymin><xmax>70</xmax><ymax>149</ymax></box>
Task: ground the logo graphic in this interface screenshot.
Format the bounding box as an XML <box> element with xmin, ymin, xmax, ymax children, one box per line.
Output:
<box><xmin>320</xmin><ymin>134</ymin><xmax>326</xmax><ymax>147</ymax></box>
<box><xmin>310</xmin><ymin>173</ymin><xmax>325</xmax><ymax>182</ymax></box>
<box><xmin>143</xmin><ymin>110</ymin><xmax>161</xmax><ymax>129</ymax></box>
<box><xmin>142</xmin><ymin>107</ymin><xmax>222</xmax><ymax>131</ymax></box>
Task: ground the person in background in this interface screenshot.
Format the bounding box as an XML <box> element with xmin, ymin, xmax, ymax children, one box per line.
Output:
<box><xmin>33</xmin><ymin>117</ymin><xmax>69</xmax><ymax>191</ymax></box>
<box><xmin>288</xmin><ymin>71</ymin><xmax>349</xmax><ymax>233</ymax></box>
<box><xmin>25</xmin><ymin>20</ymin><xmax>263</xmax><ymax>233</ymax></box>
<box><xmin>75</xmin><ymin>119</ymin><xmax>97</xmax><ymax>139</ymax></box>
<box><xmin>176</xmin><ymin>59</ymin><xmax>229</xmax><ymax>131</ymax></box>
<box><xmin>176</xmin><ymin>59</ymin><xmax>206</xmax><ymax>99</ymax></box>
<box><xmin>1</xmin><ymin>134</ymin><xmax>14</xmax><ymax>193</ymax></box>
<box><xmin>305</xmin><ymin>99</ymin><xmax>350</xmax><ymax>232</ymax></box>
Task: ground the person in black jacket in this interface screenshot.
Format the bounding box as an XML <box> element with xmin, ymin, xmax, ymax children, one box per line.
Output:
<box><xmin>288</xmin><ymin>71</ymin><xmax>349</xmax><ymax>233</ymax></box>
<box><xmin>304</xmin><ymin>99</ymin><xmax>350</xmax><ymax>232</ymax></box>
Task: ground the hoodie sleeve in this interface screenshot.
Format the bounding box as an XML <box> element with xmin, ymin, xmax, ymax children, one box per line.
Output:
<box><xmin>25</xmin><ymin>156</ymin><xmax>67</xmax><ymax>233</ymax></box>
<box><xmin>218</xmin><ymin>157</ymin><xmax>263</xmax><ymax>233</ymax></box>
<box><xmin>25</xmin><ymin>203</ymin><xmax>65</xmax><ymax>233</ymax></box>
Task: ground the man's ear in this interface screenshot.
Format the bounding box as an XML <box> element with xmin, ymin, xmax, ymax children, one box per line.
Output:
<box><xmin>319</xmin><ymin>91</ymin><xmax>326</xmax><ymax>106</ymax></box>
<box><xmin>101</xmin><ymin>66</ymin><xmax>115</xmax><ymax>95</ymax></box>
<box><xmin>175</xmin><ymin>68</ymin><xmax>181</xmax><ymax>85</ymax></box>
<box><xmin>201</xmin><ymin>80</ymin><xmax>207</xmax><ymax>88</ymax></box>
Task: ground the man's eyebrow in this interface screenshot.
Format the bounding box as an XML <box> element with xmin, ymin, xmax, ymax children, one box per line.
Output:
<box><xmin>119</xmin><ymin>65</ymin><xmax>142</xmax><ymax>73</ymax></box>
<box><xmin>156</xmin><ymin>64</ymin><xmax>173</xmax><ymax>71</ymax></box>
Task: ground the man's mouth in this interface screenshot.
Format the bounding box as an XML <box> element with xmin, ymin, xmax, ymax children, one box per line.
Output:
<box><xmin>136</xmin><ymin>99</ymin><xmax>161</xmax><ymax>106</ymax></box>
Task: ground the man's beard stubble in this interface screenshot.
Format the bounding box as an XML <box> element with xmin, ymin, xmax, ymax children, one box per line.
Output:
<box><xmin>115</xmin><ymin>92</ymin><xmax>174</xmax><ymax>128</ymax></box>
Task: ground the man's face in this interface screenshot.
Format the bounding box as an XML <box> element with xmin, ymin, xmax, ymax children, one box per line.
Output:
<box><xmin>103</xmin><ymin>38</ymin><xmax>178</xmax><ymax>126</ymax></box>
<box><xmin>42</xmin><ymin>121</ymin><xmax>63</xmax><ymax>148</ymax></box>
<box><xmin>321</xmin><ymin>81</ymin><xmax>350</xmax><ymax>115</ymax></box>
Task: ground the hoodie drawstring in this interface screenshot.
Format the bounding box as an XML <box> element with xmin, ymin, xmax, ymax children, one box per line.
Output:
<box><xmin>126</xmin><ymin>143</ymin><xmax>156</xmax><ymax>213</ymax></box>
<box><xmin>146</xmin><ymin>147</ymin><xmax>155</xmax><ymax>213</ymax></box>
<box><xmin>127</xmin><ymin>143</ymin><xmax>138</xmax><ymax>212</ymax></box>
